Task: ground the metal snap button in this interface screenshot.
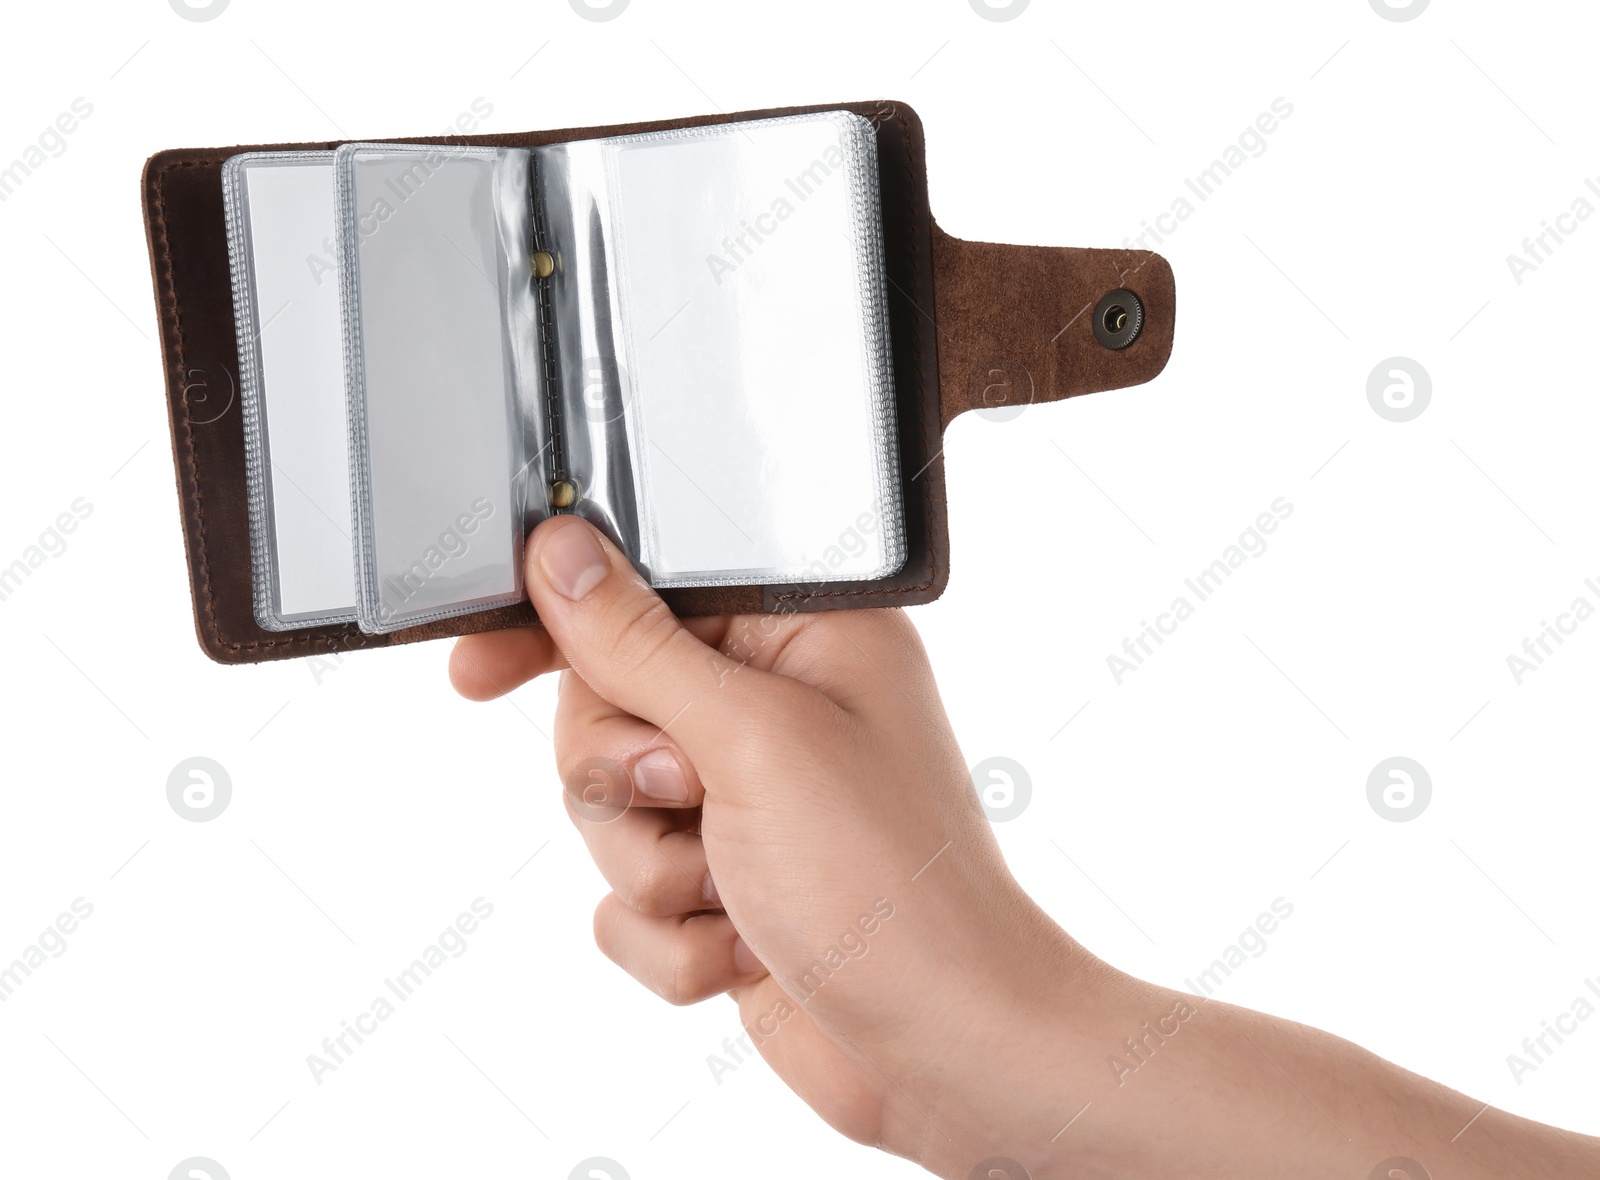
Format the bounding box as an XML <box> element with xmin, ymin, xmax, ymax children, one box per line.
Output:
<box><xmin>1092</xmin><ymin>288</ymin><xmax>1144</xmax><ymax>350</ymax></box>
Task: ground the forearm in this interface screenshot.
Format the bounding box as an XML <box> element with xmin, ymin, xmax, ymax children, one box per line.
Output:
<box><xmin>871</xmin><ymin>904</ymin><xmax>1600</xmax><ymax>1179</ymax></box>
<box><xmin>1043</xmin><ymin>985</ymin><xmax>1600</xmax><ymax>1180</ymax></box>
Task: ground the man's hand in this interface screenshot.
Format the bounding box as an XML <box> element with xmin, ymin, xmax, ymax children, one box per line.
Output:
<box><xmin>451</xmin><ymin>517</ymin><xmax>1600</xmax><ymax>1180</ymax></box>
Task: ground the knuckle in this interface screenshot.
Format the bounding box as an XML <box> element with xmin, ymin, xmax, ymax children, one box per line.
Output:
<box><xmin>591</xmin><ymin>896</ymin><xmax>621</xmax><ymax>960</ymax></box>
<box><xmin>626</xmin><ymin>858</ymin><xmax>679</xmax><ymax>917</ymax></box>
<box><xmin>658</xmin><ymin>935</ymin><xmax>704</xmax><ymax>1006</ymax></box>
<box><xmin>606</xmin><ymin>595</ymin><xmax>684</xmax><ymax>674</ymax></box>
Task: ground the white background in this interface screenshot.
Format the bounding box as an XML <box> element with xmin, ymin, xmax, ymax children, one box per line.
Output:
<box><xmin>1</xmin><ymin>1</ymin><xmax>1596</xmax><ymax>1177</ymax></box>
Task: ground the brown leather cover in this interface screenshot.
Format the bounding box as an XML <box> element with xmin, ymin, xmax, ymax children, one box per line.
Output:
<box><xmin>142</xmin><ymin>99</ymin><xmax>1174</xmax><ymax>664</ymax></box>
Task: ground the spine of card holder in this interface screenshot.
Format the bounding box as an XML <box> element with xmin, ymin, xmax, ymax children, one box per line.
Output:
<box><xmin>527</xmin><ymin>154</ymin><xmax>574</xmax><ymax>512</ymax></box>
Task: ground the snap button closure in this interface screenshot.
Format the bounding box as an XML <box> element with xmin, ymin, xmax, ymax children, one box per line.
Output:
<box><xmin>1093</xmin><ymin>288</ymin><xmax>1144</xmax><ymax>350</ymax></box>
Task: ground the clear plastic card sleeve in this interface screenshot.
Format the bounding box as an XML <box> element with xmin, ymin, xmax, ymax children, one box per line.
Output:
<box><xmin>223</xmin><ymin>110</ymin><xmax>906</xmax><ymax>636</ymax></box>
<box><xmin>222</xmin><ymin>151</ymin><xmax>358</xmax><ymax>631</ymax></box>
<box><xmin>335</xmin><ymin>143</ymin><xmax>543</xmax><ymax>633</ymax></box>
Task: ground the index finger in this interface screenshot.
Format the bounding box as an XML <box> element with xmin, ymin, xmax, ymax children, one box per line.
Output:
<box><xmin>449</xmin><ymin>625</ymin><xmax>566</xmax><ymax>700</ymax></box>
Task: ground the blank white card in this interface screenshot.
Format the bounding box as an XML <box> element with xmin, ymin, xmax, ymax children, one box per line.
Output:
<box><xmin>236</xmin><ymin>158</ymin><xmax>356</xmax><ymax>621</ymax></box>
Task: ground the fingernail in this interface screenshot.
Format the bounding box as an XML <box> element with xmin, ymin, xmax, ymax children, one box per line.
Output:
<box><xmin>539</xmin><ymin>523</ymin><xmax>609</xmax><ymax>601</ymax></box>
<box><xmin>702</xmin><ymin>873</ymin><xmax>720</xmax><ymax>907</ymax></box>
<box><xmin>732</xmin><ymin>935</ymin><xmax>762</xmax><ymax>975</ymax></box>
<box><xmin>632</xmin><ymin>748</ymin><xmax>688</xmax><ymax>803</ymax></box>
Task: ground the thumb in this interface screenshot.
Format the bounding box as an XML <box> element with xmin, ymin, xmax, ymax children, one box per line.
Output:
<box><xmin>524</xmin><ymin>516</ymin><xmax>779</xmax><ymax>747</ymax></box>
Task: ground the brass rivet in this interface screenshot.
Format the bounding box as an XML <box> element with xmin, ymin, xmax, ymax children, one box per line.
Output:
<box><xmin>549</xmin><ymin>480</ymin><xmax>577</xmax><ymax>509</ymax></box>
<box><xmin>532</xmin><ymin>251</ymin><xmax>555</xmax><ymax>279</ymax></box>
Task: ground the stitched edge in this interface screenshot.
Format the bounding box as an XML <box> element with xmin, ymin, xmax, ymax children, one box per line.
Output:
<box><xmin>154</xmin><ymin>157</ymin><xmax>347</xmax><ymax>654</ymax></box>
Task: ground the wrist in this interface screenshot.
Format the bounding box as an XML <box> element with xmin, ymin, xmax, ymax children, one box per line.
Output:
<box><xmin>865</xmin><ymin>882</ymin><xmax>1134</xmax><ymax>1176</ymax></box>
